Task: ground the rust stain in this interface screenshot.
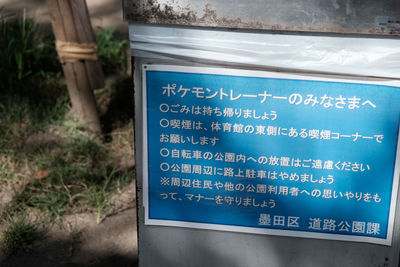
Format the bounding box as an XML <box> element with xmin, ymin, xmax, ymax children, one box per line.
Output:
<box><xmin>125</xmin><ymin>0</ymin><xmax>197</xmax><ymax>25</ymax></box>
<box><xmin>124</xmin><ymin>0</ymin><xmax>400</xmax><ymax>36</ymax></box>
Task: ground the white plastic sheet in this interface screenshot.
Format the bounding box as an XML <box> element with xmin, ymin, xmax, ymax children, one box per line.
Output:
<box><xmin>129</xmin><ymin>24</ymin><xmax>400</xmax><ymax>79</ymax></box>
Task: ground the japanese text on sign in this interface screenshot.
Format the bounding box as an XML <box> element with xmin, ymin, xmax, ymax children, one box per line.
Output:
<box><xmin>142</xmin><ymin>65</ymin><xmax>400</xmax><ymax>245</ymax></box>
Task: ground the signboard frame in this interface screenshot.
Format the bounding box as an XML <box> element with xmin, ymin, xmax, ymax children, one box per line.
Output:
<box><xmin>141</xmin><ymin>64</ymin><xmax>400</xmax><ymax>246</ymax></box>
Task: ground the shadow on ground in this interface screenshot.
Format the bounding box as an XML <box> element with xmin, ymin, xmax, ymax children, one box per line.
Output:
<box><xmin>100</xmin><ymin>75</ymin><xmax>134</xmax><ymax>136</ymax></box>
<box><xmin>2</xmin><ymin>250</ymin><xmax>137</xmax><ymax>267</ymax></box>
<box><xmin>0</xmin><ymin>208</ymin><xmax>138</xmax><ymax>267</ymax></box>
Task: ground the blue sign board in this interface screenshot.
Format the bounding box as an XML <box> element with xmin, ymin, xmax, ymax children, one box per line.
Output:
<box><xmin>142</xmin><ymin>65</ymin><xmax>400</xmax><ymax>245</ymax></box>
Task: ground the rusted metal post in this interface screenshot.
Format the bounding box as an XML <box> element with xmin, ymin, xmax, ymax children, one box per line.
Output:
<box><xmin>46</xmin><ymin>0</ymin><xmax>104</xmax><ymax>133</ymax></box>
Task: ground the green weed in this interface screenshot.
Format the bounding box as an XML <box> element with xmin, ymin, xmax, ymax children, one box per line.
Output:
<box><xmin>96</xmin><ymin>27</ymin><xmax>128</xmax><ymax>75</ymax></box>
<box><xmin>73</xmin><ymin>169</ymin><xmax>116</xmax><ymax>224</ymax></box>
<box><xmin>1</xmin><ymin>216</ymin><xmax>42</xmax><ymax>255</ymax></box>
<box><xmin>0</xmin><ymin>10</ymin><xmax>60</xmax><ymax>92</ymax></box>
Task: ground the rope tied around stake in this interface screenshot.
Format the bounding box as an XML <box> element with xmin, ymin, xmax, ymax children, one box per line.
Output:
<box><xmin>56</xmin><ymin>40</ymin><xmax>98</xmax><ymax>63</ymax></box>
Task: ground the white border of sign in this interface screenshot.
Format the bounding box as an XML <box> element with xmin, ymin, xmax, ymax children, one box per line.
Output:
<box><xmin>142</xmin><ymin>64</ymin><xmax>400</xmax><ymax>246</ymax></box>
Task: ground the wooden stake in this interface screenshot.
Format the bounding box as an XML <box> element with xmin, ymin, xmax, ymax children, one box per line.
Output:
<box><xmin>46</xmin><ymin>0</ymin><xmax>104</xmax><ymax>133</ymax></box>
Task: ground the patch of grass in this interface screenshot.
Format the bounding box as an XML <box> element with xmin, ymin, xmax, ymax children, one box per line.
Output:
<box><xmin>1</xmin><ymin>216</ymin><xmax>42</xmax><ymax>255</ymax></box>
<box><xmin>0</xmin><ymin>10</ymin><xmax>68</xmax><ymax>146</ymax></box>
<box><xmin>0</xmin><ymin>10</ymin><xmax>61</xmax><ymax>92</ymax></box>
<box><xmin>2</xmin><ymin>131</ymin><xmax>134</xmax><ymax>223</ymax></box>
<box><xmin>0</xmin><ymin>155</ymin><xmax>18</xmax><ymax>183</ymax></box>
<box><xmin>0</xmin><ymin>11</ymin><xmax>135</xmax><ymax>230</ymax></box>
<box><xmin>116</xmin><ymin>162</ymin><xmax>134</xmax><ymax>190</ymax></box>
<box><xmin>73</xmin><ymin>169</ymin><xmax>116</xmax><ymax>224</ymax></box>
<box><xmin>96</xmin><ymin>27</ymin><xmax>128</xmax><ymax>75</ymax></box>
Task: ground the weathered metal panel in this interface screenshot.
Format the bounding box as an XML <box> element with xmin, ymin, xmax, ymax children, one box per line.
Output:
<box><xmin>123</xmin><ymin>0</ymin><xmax>400</xmax><ymax>35</ymax></box>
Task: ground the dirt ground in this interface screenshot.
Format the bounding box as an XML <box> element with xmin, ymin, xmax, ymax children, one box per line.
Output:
<box><xmin>0</xmin><ymin>1</ymin><xmax>137</xmax><ymax>266</ymax></box>
<box><xmin>0</xmin><ymin>180</ymin><xmax>138</xmax><ymax>267</ymax></box>
<box><xmin>0</xmin><ymin>130</ymin><xmax>138</xmax><ymax>266</ymax></box>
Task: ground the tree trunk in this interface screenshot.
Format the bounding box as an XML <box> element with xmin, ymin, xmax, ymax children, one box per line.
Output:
<box><xmin>46</xmin><ymin>0</ymin><xmax>104</xmax><ymax>133</ymax></box>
